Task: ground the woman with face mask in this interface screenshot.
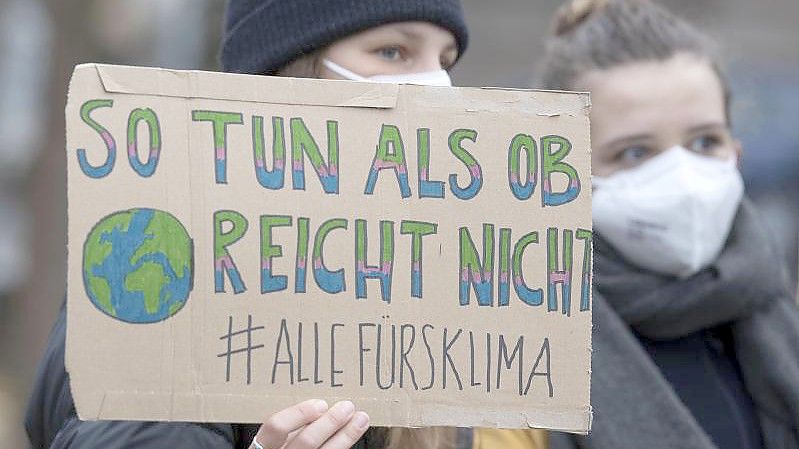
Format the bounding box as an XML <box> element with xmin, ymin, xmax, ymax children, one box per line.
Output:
<box><xmin>25</xmin><ymin>1</ymin><xmax>549</xmax><ymax>449</ymax></box>
<box><xmin>538</xmin><ymin>1</ymin><xmax>799</xmax><ymax>448</ymax></box>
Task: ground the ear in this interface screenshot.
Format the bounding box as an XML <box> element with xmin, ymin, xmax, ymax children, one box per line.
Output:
<box><xmin>733</xmin><ymin>139</ymin><xmax>743</xmax><ymax>169</ymax></box>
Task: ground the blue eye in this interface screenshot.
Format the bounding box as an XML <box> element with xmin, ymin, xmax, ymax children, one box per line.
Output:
<box><xmin>687</xmin><ymin>135</ymin><xmax>721</xmax><ymax>154</ymax></box>
<box><xmin>618</xmin><ymin>146</ymin><xmax>651</xmax><ymax>164</ymax></box>
<box><xmin>378</xmin><ymin>46</ymin><xmax>402</xmax><ymax>61</ymax></box>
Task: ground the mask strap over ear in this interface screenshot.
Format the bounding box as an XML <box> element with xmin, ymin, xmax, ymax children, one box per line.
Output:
<box><xmin>322</xmin><ymin>59</ymin><xmax>368</xmax><ymax>81</ymax></box>
<box><xmin>323</xmin><ymin>58</ymin><xmax>453</xmax><ymax>87</ymax></box>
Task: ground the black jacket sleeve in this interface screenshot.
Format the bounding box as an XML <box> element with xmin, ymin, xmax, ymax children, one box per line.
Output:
<box><xmin>25</xmin><ymin>301</ymin><xmax>390</xmax><ymax>449</ymax></box>
<box><xmin>24</xmin><ymin>301</ymin><xmax>250</xmax><ymax>449</ymax></box>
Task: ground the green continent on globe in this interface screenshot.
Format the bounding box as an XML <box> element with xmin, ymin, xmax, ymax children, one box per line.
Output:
<box><xmin>82</xmin><ymin>208</ymin><xmax>193</xmax><ymax>323</ymax></box>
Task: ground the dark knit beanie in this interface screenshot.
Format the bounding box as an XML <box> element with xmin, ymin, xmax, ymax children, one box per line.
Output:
<box><xmin>220</xmin><ymin>0</ymin><xmax>469</xmax><ymax>75</ymax></box>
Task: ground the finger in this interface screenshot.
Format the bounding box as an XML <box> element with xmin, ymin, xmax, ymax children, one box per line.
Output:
<box><xmin>285</xmin><ymin>401</ymin><xmax>356</xmax><ymax>449</ymax></box>
<box><xmin>319</xmin><ymin>412</ymin><xmax>370</xmax><ymax>449</ymax></box>
<box><xmin>283</xmin><ymin>424</ymin><xmax>307</xmax><ymax>448</ymax></box>
<box><xmin>255</xmin><ymin>399</ymin><xmax>329</xmax><ymax>449</ymax></box>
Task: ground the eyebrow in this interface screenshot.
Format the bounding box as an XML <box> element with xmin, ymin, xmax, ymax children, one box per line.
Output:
<box><xmin>396</xmin><ymin>28</ymin><xmax>457</xmax><ymax>52</ymax></box>
<box><xmin>603</xmin><ymin>121</ymin><xmax>729</xmax><ymax>148</ymax></box>
<box><xmin>686</xmin><ymin>122</ymin><xmax>728</xmax><ymax>134</ymax></box>
<box><xmin>604</xmin><ymin>134</ymin><xmax>652</xmax><ymax>149</ymax></box>
<box><xmin>397</xmin><ymin>29</ymin><xmax>422</xmax><ymax>42</ymax></box>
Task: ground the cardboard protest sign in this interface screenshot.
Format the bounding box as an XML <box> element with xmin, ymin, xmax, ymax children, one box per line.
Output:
<box><xmin>66</xmin><ymin>63</ymin><xmax>593</xmax><ymax>432</ymax></box>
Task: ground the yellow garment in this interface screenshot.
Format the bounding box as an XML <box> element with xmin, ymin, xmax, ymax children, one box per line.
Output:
<box><xmin>472</xmin><ymin>429</ymin><xmax>548</xmax><ymax>449</ymax></box>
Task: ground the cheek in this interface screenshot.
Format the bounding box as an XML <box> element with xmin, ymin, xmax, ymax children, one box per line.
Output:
<box><xmin>323</xmin><ymin>45</ymin><xmax>372</xmax><ymax>68</ymax></box>
<box><xmin>714</xmin><ymin>145</ymin><xmax>740</xmax><ymax>163</ymax></box>
<box><xmin>591</xmin><ymin>161</ymin><xmax>618</xmax><ymax>178</ymax></box>
<box><xmin>341</xmin><ymin>50</ymin><xmax>394</xmax><ymax>76</ymax></box>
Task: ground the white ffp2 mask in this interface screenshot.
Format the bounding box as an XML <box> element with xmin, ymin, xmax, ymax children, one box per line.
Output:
<box><xmin>323</xmin><ymin>59</ymin><xmax>453</xmax><ymax>87</ymax></box>
<box><xmin>592</xmin><ymin>146</ymin><xmax>744</xmax><ymax>278</ymax></box>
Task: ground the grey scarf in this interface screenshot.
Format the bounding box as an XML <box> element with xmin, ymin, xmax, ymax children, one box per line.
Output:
<box><xmin>551</xmin><ymin>201</ymin><xmax>799</xmax><ymax>449</ymax></box>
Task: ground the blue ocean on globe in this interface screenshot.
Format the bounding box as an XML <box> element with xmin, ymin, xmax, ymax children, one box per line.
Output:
<box><xmin>82</xmin><ymin>208</ymin><xmax>193</xmax><ymax>324</ymax></box>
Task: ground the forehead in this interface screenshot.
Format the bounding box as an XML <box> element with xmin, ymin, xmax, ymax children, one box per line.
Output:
<box><xmin>581</xmin><ymin>54</ymin><xmax>727</xmax><ymax>139</ymax></box>
<box><xmin>348</xmin><ymin>21</ymin><xmax>457</xmax><ymax>45</ymax></box>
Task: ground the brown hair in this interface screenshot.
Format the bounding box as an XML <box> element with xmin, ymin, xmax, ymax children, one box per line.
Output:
<box><xmin>540</xmin><ymin>0</ymin><xmax>730</xmax><ymax>119</ymax></box>
<box><xmin>276</xmin><ymin>51</ymin><xmax>324</xmax><ymax>78</ymax></box>
<box><xmin>381</xmin><ymin>427</ymin><xmax>456</xmax><ymax>449</ymax></box>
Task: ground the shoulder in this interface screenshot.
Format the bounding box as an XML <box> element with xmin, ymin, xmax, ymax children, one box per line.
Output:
<box><xmin>25</xmin><ymin>301</ymin><xmax>73</xmax><ymax>448</ymax></box>
<box><xmin>47</xmin><ymin>417</ymin><xmax>238</xmax><ymax>449</ymax></box>
<box><xmin>24</xmin><ymin>300</ymin><xmax>247</xmax><ymax>449</ymax></box>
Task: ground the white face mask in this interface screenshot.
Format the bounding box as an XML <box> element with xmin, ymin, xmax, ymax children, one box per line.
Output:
<box><xmin>592</xmin><ymin>146</ymin><xmax>744</xmax><ymax>278</ymax></box>
<box><xmin>322</xmin><ymin>59</ymin><xmax>453</xmax><ymax>87</ymax></box>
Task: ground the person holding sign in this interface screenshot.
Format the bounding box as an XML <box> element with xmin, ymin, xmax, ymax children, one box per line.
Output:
<box><xmin>538</xmin><ymin>0</ymin><xmax>799</xmax><ymax>448</ymax></box>
<box><xmin>26</xmin><ymin>1</ymin><xmax>552</xmax><ymax>449</ymax></box>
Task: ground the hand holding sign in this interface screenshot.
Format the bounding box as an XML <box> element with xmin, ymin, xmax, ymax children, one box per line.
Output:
<box><xmin>250</xmin><ymin>400</ymin><xmax>369</xmax><ymax>449</ymax></box>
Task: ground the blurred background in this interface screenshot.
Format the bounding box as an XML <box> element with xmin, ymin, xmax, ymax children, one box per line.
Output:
<box><xmin>1</xmin><ymin>0</ymin><xmax>797</xmax><ymax>447</ymax></box>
